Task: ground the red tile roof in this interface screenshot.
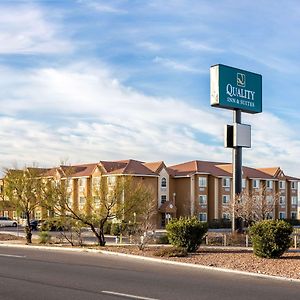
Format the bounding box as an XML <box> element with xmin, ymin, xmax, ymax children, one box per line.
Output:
<box><xmin>169</xmin><ymin>160</ymin><xmax>281</xmax><ymax>179</ymax></box>
<box><xmin>64</xmin><ymin>163</ymin><xmax>99</xmax><ymax>177</ymax></box>
<box><xmin>105</xmin><ymin>159</ymin><xmax>157</xmax><ymax>176</ymax></box>
<box><xmin>216</xmin><ymin>164</ymin><xmax>275</xmax><ymax>179</ymax></box>
<box><xmin>42</xmin><ymin>167</ymin><xmax>60</xmax><ymax>177</ymax></box>
<box><xmin>257</xmin><ymin>167</ymin><xmax>281</xmax><ymax>177</ymax></box>
<box><xmin>143</xmin><ymin>161</ymin><xmax>164</xmax><ymax>173</ymax></box>
<box><xmin>169</xmin><ymin>160</ymin><xmax>231</xmax><ymax>177</ymax></box>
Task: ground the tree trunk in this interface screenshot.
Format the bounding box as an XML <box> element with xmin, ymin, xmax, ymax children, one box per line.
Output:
<box><xmin>25</xmin><ymin>212</ymin><xmax>32</xmax><ymax>244</ymax></box>
<box><xmin>90</xmin><ymin>224</ymin><xmax>106</xmax><ymax>246</ymax></box>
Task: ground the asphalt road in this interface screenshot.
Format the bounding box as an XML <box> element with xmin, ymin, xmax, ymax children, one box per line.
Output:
<box><xmin>0</xmin><ymin>246</ymin><xmax>299</xmax><ymax>300</ymax></box>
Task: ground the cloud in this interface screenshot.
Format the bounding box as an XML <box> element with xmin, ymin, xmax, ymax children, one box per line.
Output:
<box><xmin>0</xmin><ymin>4</ymin><xmax>72</xmax><ymax>54</ymax></box>
<box><xmin>0</xmin><ymin>62</ymin><xmax>227</xmax><ymax>168</ymax></box>
<box><xmin>181</xmin><ymin>39</ymin><xmax>223</xmax><ymax>53</ymax></box>
<box><xmin>153</xmin><ymin>56</ymin><xmax>204</xmax><ymax>73</ymax></box>
<box><xmin>0</xmin><ymin>62</ymin><xmax>299</xmax><ymax>177</ymax></box>
<box><xmin>138</xmin><ymin>42</ymin><xmax>162</xmax><ymax>51</ymax></box>
<box><xmin>77</xmin><ymin>0</ymin><xmax>127</xmax><ymax>14</ymax></box>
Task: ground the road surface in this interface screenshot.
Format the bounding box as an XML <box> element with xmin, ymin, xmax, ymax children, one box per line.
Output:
<box><xmin>0</xmin><ymin>246</ymin><xmax>298</xmax><ymax>300</ymax></box>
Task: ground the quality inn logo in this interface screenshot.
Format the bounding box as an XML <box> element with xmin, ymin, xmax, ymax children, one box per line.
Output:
<box><xmin>237</xmin><ymin>73</ymin><xmax>246</xmax><ymax>87</ymax></box>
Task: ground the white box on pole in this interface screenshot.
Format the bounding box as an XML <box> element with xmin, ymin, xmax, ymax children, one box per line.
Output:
<box><xmin>233</xmin><ymin>123</ymin><xmax>251</xmax><ymax>148</ymax></box>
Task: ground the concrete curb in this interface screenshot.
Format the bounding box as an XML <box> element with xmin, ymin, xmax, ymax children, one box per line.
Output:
<box><xmin>0</xmin><ymin>243</ymin><xmax>299</xmax><ymax>284</ymax></box>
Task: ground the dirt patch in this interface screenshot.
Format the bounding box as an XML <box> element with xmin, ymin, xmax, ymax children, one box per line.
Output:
<box><xmin>101</xmin><ymin>245</ymin><xmax>300</xmax><ymax>280</ymax></box>
<box><xmin>0</xmin><ymin>233</ymin><xmax>25</xmax><ymax>241</ymax></box>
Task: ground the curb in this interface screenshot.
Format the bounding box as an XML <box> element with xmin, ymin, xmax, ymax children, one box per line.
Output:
<box><xmin>0</xmin><ymin>243</ymin><xmax>300</xmax><ymax>284</ymax></box>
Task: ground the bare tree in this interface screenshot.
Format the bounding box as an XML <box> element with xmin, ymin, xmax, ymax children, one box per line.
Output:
<box><xmin>44</xmin><ymin>176</ymin><xmax>155</xmax><ymax>246</ymax></box>
<box><xmin>225</xmin><ymin>186</ymin><xmax>279</xmax><ymax>226</ymax></box>
<box><xmin>129</xmin><ymin>195</ymin><xmax>157</xmax><ymax>250</ymax></box>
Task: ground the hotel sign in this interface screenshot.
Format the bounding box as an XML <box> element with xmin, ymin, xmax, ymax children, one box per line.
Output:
<box><xmin>210</xmin><ymin>64</ymin><xmax>262</xmax><ymax>114</ymax></box>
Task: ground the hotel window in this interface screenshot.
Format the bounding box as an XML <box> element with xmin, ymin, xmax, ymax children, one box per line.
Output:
<box><xmin>291</xmin><ymin>212</ymin><xmax>297</xmax><ymax>220</ymax></box>
<box><xmin>79</xmin><ymin>197</ymin><xmax>86</xmax><ymax>209</ymax></box>
<box><xmin>13</xmin><ymin>211</ymin><xmax>17</xmax><ymax>219</ymax></box>
<box><xmin>222</xmin><ymin>195</ymin><xmax>230</xmax><ymax>204</ymax></box>
<box><xmin>252</xmin><ymin>179</ymin><xmax>260</xmax><ymax>189</ymax></box>
<box><xmin>222</xmin><ymin>213</ymin><xmax>230</xmax><ymax>220</ymax></box>
<box><xmin>107</xmin><ymin>176</ymin><xmax>116</xmax><ymax>186</ymax></box>
<box><xmin>67</xmin><ymin>196</ymin><xmax>73</xmax><ymax>207</ymax></box>
<box><xmin>199</xmin><ymin>213</ymin><xmax>207</xmax><ymax>222</ymax></box>
<box><xmin>93</xmin><ymin>196</ymin><xmax>100</xmax><ymax>208</ymax></box>
<box><xmin>266</xmin><ymin>212</ymin><xmax>273</xmax><ymax>219</ymax></box>
<box><xmin>67</xmin><ymin>178</ymin><xmax>72</xmax><ymax>187</ymax></box>
<box><xmin>35</xmin><ymin>211</ymin><xmax>41</xmax><ymax>220</ymax></box>
<box><xmin>79</xmin><ymin>178</ymin><xmax>86</xmax><ymax>187</ymax></box>
<box><xmin>161</xmin><ymin>177</ymin><xmax>167</xmax><ymax>188</ymax></box>
<box><xmin>279</xmin><ymin>196</ymin><xmax>285</xmax><ymax>205</ymax></box>
<box><xmin>198</xmin><ymin>177</ymin><xmax>207</xmax><ymax>188</ymax></box>
<box><xmin>279</xmin><ymin>181</ymin><xmax>285</xmax><ymax>189</ymax></box>
<box><xmin>291</xmin><ymin>181</ymin><xmax>297</xmax><ymax>189</ymax></box>
<box><xmin>4</xmin><ymin>211</ymin><xmax>8</xmax><ymax>217</ymax></box>
<box><xmin>93</xmin><ymin>177</ymin><xmax>101</xmax><ymax>186</ymax></box>
<box><xmin>266</xmin><ymin>180</ymin><xmax>273</xmax><ymax>189</ymax></box>
<box><xmin>266</xmin><ymin>196</ymin><xmax>273</xmax><ymax>204</ymax></box>
<box><xmin>279</xmin><ymin>212</ymin><xmax>285</xmax><ymax>219</ymax></box>
<box><xmin>242</xmin><ymin>179</ymin><xmax>246</xmax><ymax>188</ymax></box>
<box><xmin>222</xmin><ymin>178</ymin><xmax>230</xmax><ymax>188</ymax></box>
<box><xmin>161</xmin><ymin>195</ymin><xmax>167</xmax><ymax>204</ymax></box>
<box><xmin>199</xmin><ymin>195</ymin><xmax>207</xmax><ymax>205</ymax></box>
<box><xmin>291</xmin><ymin>196</ymin><xmax>297</xmax><ymax>205</ymax></box>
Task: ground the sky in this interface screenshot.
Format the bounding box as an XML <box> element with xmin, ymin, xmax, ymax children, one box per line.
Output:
<box><xmin>0</xmin><ymin>0</ymin><xmax>300</xmax><ymax>176</ymax></box>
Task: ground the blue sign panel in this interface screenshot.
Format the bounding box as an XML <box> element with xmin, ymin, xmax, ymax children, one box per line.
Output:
<box><xmin>210</xmin><ymin>64</ymin><xmax>262</xmax><ymax>114</ymax></box>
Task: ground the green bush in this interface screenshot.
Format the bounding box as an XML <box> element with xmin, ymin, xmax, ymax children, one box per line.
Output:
<box><xmin>154</xmin><ymin>246</ymin><xmax>188</xmax><ymax>257</ymax></box>
<box><xmin>39</xmin><ymin>231</ymin><xmax>51</xmax><ymax>244</ymax></box>
<box><xmin>110</xmin><ymin>223</ymin><xmax>121</xmax><ymax>236</ymax></box>
<box><xmin>156</xmin><ymin>235</ymin><xmax>170</xmax><ymax>244</ymax></box>
<box><xmin>103</xmin><ymin>221</ymin><xmax>112</xmax><ymax>234</ymax></box>
<box><xmin>110</xmin><ymin>222</ymin><xmax>128</xmax><ymax>236</ymax></box>
<box><xmin>249</xmin><ymin>220</ymin><xmax>293</xmax><ymax>258</ymax></box>
<box><xmin>166</xmin><ymin>217</ymin><xmax>208</xmax><ymax>252</ymax></box>
<box><xmin>208</xmin><ymin>218</ymin><xmax>232</xmax><ymax>229</ymax></box>
<box><xmin>284</xmin><ymin>219</ymin><xmax>300</xmax><ymax>226</ymax></box>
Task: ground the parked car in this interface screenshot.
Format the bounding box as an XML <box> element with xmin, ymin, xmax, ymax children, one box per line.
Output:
<box><xmin>29</xmin><ymin>219</ymin><xmax>43</xmax><ymax>231</ymax></box>
<box><xmin>38</xmin><ymin>219</ymin><xmax>67</xmax><ymax>231</ymax></box>
<box><xmin>0</xmin><ymin>216</ymin><xmax>18</xmax><ymax>227</ymax></box>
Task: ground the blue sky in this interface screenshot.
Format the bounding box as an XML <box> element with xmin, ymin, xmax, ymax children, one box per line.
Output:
<box><xmin>1</xmin><ymin>0</ymin><xmax>300</xmax><ymax>176</ymax></box>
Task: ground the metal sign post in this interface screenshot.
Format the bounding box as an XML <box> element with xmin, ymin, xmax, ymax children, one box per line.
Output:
<box><xmin>210</xmin><ymin>64</ymin><xmax>262</xmax><ymax>233</ymax></box>
<box><xmin>232</xmin><ymin>109</ymin><xmax>242</xmax><ymax>232</ymax></box>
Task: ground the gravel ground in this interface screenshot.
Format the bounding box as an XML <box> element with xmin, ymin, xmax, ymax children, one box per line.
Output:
<box><xmin>102</xmin><ymin>245</ymin><xmax>300</xmax><ymax>280</ymax></box>
<box><xmin>0</xmin><ymin>233</ymin><xmax>25</xmax><ymax>241</ymax></box>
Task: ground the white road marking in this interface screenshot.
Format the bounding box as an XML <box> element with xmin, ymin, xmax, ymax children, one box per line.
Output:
<box><xmin>102</xmin><ymin>290</ymin><xmax>159</xmax><ymax>300</ymax></box>
<box><xmin>0</xmin><ymin>253</ymin><xmax>25</xmax><ymax>258</ymax></box>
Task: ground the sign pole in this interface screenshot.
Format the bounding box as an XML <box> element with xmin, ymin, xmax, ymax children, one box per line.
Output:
<box><xmin>232</xmin><ymin>109</ymin><xmax>242</xmax><ymax>232</ymax></box>
<box><xmin>210</xmin><ymin>64</ymin><xmax>262</xmax><ymax>233</ymax></box>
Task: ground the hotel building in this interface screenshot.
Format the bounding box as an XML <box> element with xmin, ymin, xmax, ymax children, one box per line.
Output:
<box><xmin>0</xmin><ymin>159</ymin><xmax>299</xmax><ymax>228</ymax></box>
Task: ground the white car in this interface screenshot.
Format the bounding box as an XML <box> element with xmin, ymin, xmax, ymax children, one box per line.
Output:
<box><xmin>0</xmin><ymin>217</ymin><xmax>18</xmax><ymax>227</ymax></box>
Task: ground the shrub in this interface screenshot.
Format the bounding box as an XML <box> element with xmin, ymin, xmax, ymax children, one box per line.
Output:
<box><xmin>156</xmin><ymin>235</ymin><xmax>170</xmax><ymax>244</ymax></box>
<box><xmin>249</xmin><ymin>220</ymin><xmax>293</xmax><ymax>258</ymax></box>
<box><xmin>110</xmin><ymin>223</ymin><xmax>121</xmax><ymax>236</ymax></box>
<box><xmin>103</xmin><ymin>221</ymin><xmax>112</xmax><ymax>234</ymax></box>
<box><xmin>208</xmin><ymin>218</ymin><xmax>232</xmax><ymax>229</ymax></box>
<box><xmin>39</xmin><ymin>231</ymin><xmax>51</xmax><ymax>244</ymax></box>
<box><xmin>166</xmin><ymin>217</ymin><xmax>208</xmax><ymax>252</ymax></box>
<box><xmin>154</xmin><ymin>246</ymin><xmax>188</xmax><ymax>257</ymax></box>
<box><xmin>110</xmin><ymin>222</ymin><xmax>128</xmax><ymax>236</ymax></box>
